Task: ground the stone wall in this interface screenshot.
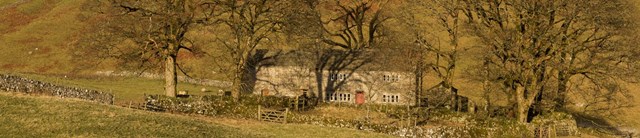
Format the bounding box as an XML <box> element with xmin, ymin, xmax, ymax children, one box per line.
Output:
<box><xmin>95</xmin><ymin>71</ymin><xmax>232</xmax><ymax>88</ymax></box>
<box><xmin>0</xmin><ymin>74</ymin><xmax>114</xmax><ymax>104</ymax></box>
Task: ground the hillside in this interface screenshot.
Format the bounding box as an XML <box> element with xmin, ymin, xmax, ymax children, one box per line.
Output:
<box><xmin>1</xmin><ymin>0</ymin><xmax>639</xmax><ymax>132</ymax></box>
<box><xmin>0</xmin><ymin>0</ymin><xmax>81</xmax><ymax>73</ymax></box>
<box><xmin>0</xmin><ymin>92</ymin><xmax>392</xmax><ymax>138</ymax></box>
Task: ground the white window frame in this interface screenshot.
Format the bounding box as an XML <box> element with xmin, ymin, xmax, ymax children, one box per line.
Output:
<box><xmin>383</xmin><ymin>74</ymin><xmax>400</xmax><ymax>82</ymax></box>
<box><xmin>382</xmin><ymin>94</ymin><xmax>400</xmax><ymax>103</ymax></box>
<box><xmin>330</xmin><ymin>73</ymin><xmax>348</xmax><ymax>81</ymax></box>
<box><xmin>330</xmin><ymin>93</ymin><xmax>352</xmax><ymax>102</ymax></box>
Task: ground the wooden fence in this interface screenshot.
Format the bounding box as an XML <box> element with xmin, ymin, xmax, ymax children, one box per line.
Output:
<box><xmin>257</xmin><ymin>105</ymin><xmax>288</xmax><ymax>123</ymax></box>
<box><xmin>531</xmin><ymin>123</ymin><xmax>580</xmax><ymax>138</ymax></box>
<box><xmin>533</xmin><ymin>125</ymin><xmax>556</xmax><ymax>138</ymax></box>
<box><xmin>289</xmin><ymin>96</ymin><xmax>306</xmax><ymax>111</ymax></box>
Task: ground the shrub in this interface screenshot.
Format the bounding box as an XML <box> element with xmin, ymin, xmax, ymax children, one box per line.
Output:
<box><xmin>145</xmin><ymin>95</ymin><xmax>533</xmax><ymax>137</ymax></box>
<box><xmin>145</xmin><ymin>95</ymin><xmax>296</xmax><ymax>118</ymax></box>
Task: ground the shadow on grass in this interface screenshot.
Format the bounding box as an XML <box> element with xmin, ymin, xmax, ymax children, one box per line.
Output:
<box><xmin>568</xmin><ymin>111</ymin><xmax>626</xmax><ymax>136</ymax></box>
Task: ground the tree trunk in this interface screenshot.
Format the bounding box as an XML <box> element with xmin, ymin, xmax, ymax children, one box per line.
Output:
<box><xmin>445</xmin><ymin>81</ymin><xmax>457</xmax><ymax>111</ymax></box>
<box><xmin>231</xmin><ymin>50</ymin><xmax>251</xmax><ymax>101</ymax></box>
<box><xmin>483</xmin><ymin>79</ymin><xmax>492</xmax><ymax>115</ymax></box>
<box><xmin>414</xmin><ymin>60</ymin><xmax>424</xmax><ymax>106</ymax></box>
<box><xmin>515</xmin><ymin>85</ymin><xmax>528</xmax><ymax>123</ymax></box>
<box><xmin>449</xmin><ymin>87</ymin><xmax>457</xmax><ymax>111</ymax></box>
<box><xmin>315</xmin><ymin>69</ymin><xmax>325</xmax><ymax>102</ymax></box>
<box><xmin>555</xmin><ymin>71</ymin><xmax>569</xmax><ymax>109</ymax></box>
<box><xmin>231</xmin><ymin>64</ymin><xmax>245</xmax><ymax>101</ymax></box>
<box><xmin>231</xmin><ymin>76</ymin><xmax>242</xmax><ymax>101</ymax></box>
<box><xmin>165</xmin><ymin>55</ymin><xmax>177</xmax><ymax>97</ymax></box>
<box><xmin>482</xmin><ymin>61</ymin><xmax>492</xmax><ymax>114</ymax></box>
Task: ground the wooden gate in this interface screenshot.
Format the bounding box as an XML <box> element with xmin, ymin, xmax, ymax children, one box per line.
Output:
<box><xmin>257</xmin><ymin>106</ymin><xmax>288</xmax><ymax>123</ymax></box>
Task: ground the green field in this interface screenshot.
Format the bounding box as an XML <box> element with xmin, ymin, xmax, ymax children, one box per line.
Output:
<box><xmin>0</xmin><ymin>0</ymin><xmax>639</xmax><ymax>135</ymax></box>
<box><xmin>0</xmin><ymin>92</ymin><xmax>393</xmax><ymax>138</ymax></box>
<box><xmin>14</xmin><ymin>73</ymin><xmax>223</xmax><ymax>105</ymax></box>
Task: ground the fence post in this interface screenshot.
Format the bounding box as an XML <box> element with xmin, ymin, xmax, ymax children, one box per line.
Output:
<box><xmin>458</xmin><ymin>97</ymin><xmax>462</xmax><ymax>111</ymax></box>
<box><xmin>258</xmin><ymin>105</ymin><xmax>262</xmax><ymax>121</ymax></box>
<box><xmin>295</xmin><ymin>96</ymin><xmax>299</xmax><ymax>111</ymax></box>
<box><xmin>537</xmin><ymin>125</ymin><xmax>540</xmax><ymax>138</ymax></box>
<box><xmin>538</xmin><ymin>125</ymin><xmax>543</xmax><ymax>138</ymax></box>
<box><xmin>550</xmin><ymin>125</ymin><xmax>555</xmax><ymax>138</ymax></box>
<box><xmin>302</xmin><ymin>98</ymin><xmax>306</xmax><ymax>110</ymax></box>
<box><xmin>284</xmin><ymin>108</ymin><xmax>289</xmax><ymax>124</ymax></box>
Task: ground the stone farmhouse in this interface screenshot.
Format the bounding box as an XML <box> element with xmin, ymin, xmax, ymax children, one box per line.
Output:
<box><xmin>252</xmin><ymin>49</ymin><xmax>418</xmax><ymax>105</ymax></box>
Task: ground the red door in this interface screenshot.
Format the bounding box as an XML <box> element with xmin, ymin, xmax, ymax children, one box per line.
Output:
<box><xmin>355</xmin><ymin>91</ymin><xmax>365</xmax><ymax>105</ymax></box>
<box><xmin>261</xmin><ymin>89</ymin><xmax>269</xmax><ymax>96</ymax></box>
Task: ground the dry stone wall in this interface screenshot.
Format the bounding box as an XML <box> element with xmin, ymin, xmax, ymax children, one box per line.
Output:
<box><xmin>95</xmin><ymin>71</ymin><xmax>232</xmax><ymax>88</ymax></box>
<box><xmin>0</xmin><ymin>74</ymin><xmax>114</xmax><ymax>104</ymax></box>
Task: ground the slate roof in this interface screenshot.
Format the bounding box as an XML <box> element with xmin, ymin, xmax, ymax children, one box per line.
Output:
<box><xmin>257</xmin><ymin>48</ymin><xmax>416</xmax><ymax>73</ymax></box>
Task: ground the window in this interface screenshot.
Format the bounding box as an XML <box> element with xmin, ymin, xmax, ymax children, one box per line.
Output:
<box><xmin>330</xmin><ymin>93</ymin><xmax>352</xmax><ymax>102</ymax></box>
<box><xmin>382</xmin><ymin>94</ymin><xmax>399</xmax><ymax>103</ymax></box>
<box><xmin>383</xmin><ymin>74</ymin><xmax>399</xmax><ymax>82</ymax></box>
<box><xmin>330</xmin><ymin>73</ymin><xmax>348</xmax><ymax>81</ymax></box>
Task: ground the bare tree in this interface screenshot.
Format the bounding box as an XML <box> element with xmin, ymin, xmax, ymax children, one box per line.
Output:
<box><xmin>550</xmin><ymin>0</ymin><xmax>639</xmax><ymax>111</ymax></box>
<box><xmin>309</xmin><ymin>0</ymin><xmax>390</xmax><ymax>101</ymax></box>
<box><xmin>76</xmin><ymin>0</ymin><xmax>213</xmax><ymax>97</ymax></box>
<box><xmin>463</xmin><ymin>0</ymin><xmax>638</xmax><ymax>122</ymax></box>
<box><xmin>400</xmin><ymin>0</ymin><xmax>468</xmax><ymax>110</ymax></box>
<box><xmin>208</xmin><ymin>0</ymin><xmax>287</xmax><ymax>100</ymax></box>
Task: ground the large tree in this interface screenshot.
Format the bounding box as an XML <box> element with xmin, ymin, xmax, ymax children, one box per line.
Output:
<box><xmin>464</xmin><ymin>0</ymin><xmax>638</xmax><ymax>122</ymax></box>
<box><xmin>400</xmin><ymin>0</ymin><xmax>468</xmax><ymax>109</ymax></box>
<box><xmin>549</xmin><ymin>0</ymin><xmax>639</xmax><ymax>112</ymax></box>
<box><xmin>308</xmin><ymin>0</ymin><xmax>389</xmax><ymax>101</ymax></box>
<box><xmin>77</xmin><ymin>0</ymin><xmax>211</xmax><ymax>97</ymax></box>
<box><xmin>208</xmin><ymin>0</ymin><xmax>287</xmax><ymax>100</ymax></box>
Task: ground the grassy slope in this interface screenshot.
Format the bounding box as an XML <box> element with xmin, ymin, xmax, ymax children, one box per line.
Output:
<box><xmin>207</xmin><ymin>117</ymin><xmax>394</xmax><ymax>138</ymax></box>
<box><xmin>0</xmin><ymin>0</ymin><xmax>81</xmax><ymax>73</ymax></box>
<box><xmin>14</xmin><ymin>73</ymin><xmax>222</xmax><ymax>105</ymax></box>
<box><xmin>0</xmin><ymin>0</ymin><xmax>638</xmax><ymax>131</ymax></box>
<box><xmin>0</xmin><ymin>0</ymin><xmax>222</xmax><ymax>78</ymax></box>
<box><xmin>0</xmin><ymin>92</ymin><xmax>393</xmax><ymax>138</ymax></box>
<box><xmin>0</xmin><ymin>92</ymin><xmax>256</xmax><ymax>138</ymax></box>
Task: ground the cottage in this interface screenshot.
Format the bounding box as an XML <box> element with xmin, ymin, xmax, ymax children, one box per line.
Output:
<box><xmin>252</xmin><ymin>49</ymin><xmax>418</xmax><ymax>105</ymax></box>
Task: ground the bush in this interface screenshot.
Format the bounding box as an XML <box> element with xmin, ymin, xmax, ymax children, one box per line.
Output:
<box><xmin>144</xmin><ymin>95</ymin><xmax>533</xmax><ymax>137</ymax></box>
<box><xmin>145</xmin><ymin>95</ymin><xmax>296</xmax><ymax>118</ymax></box>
